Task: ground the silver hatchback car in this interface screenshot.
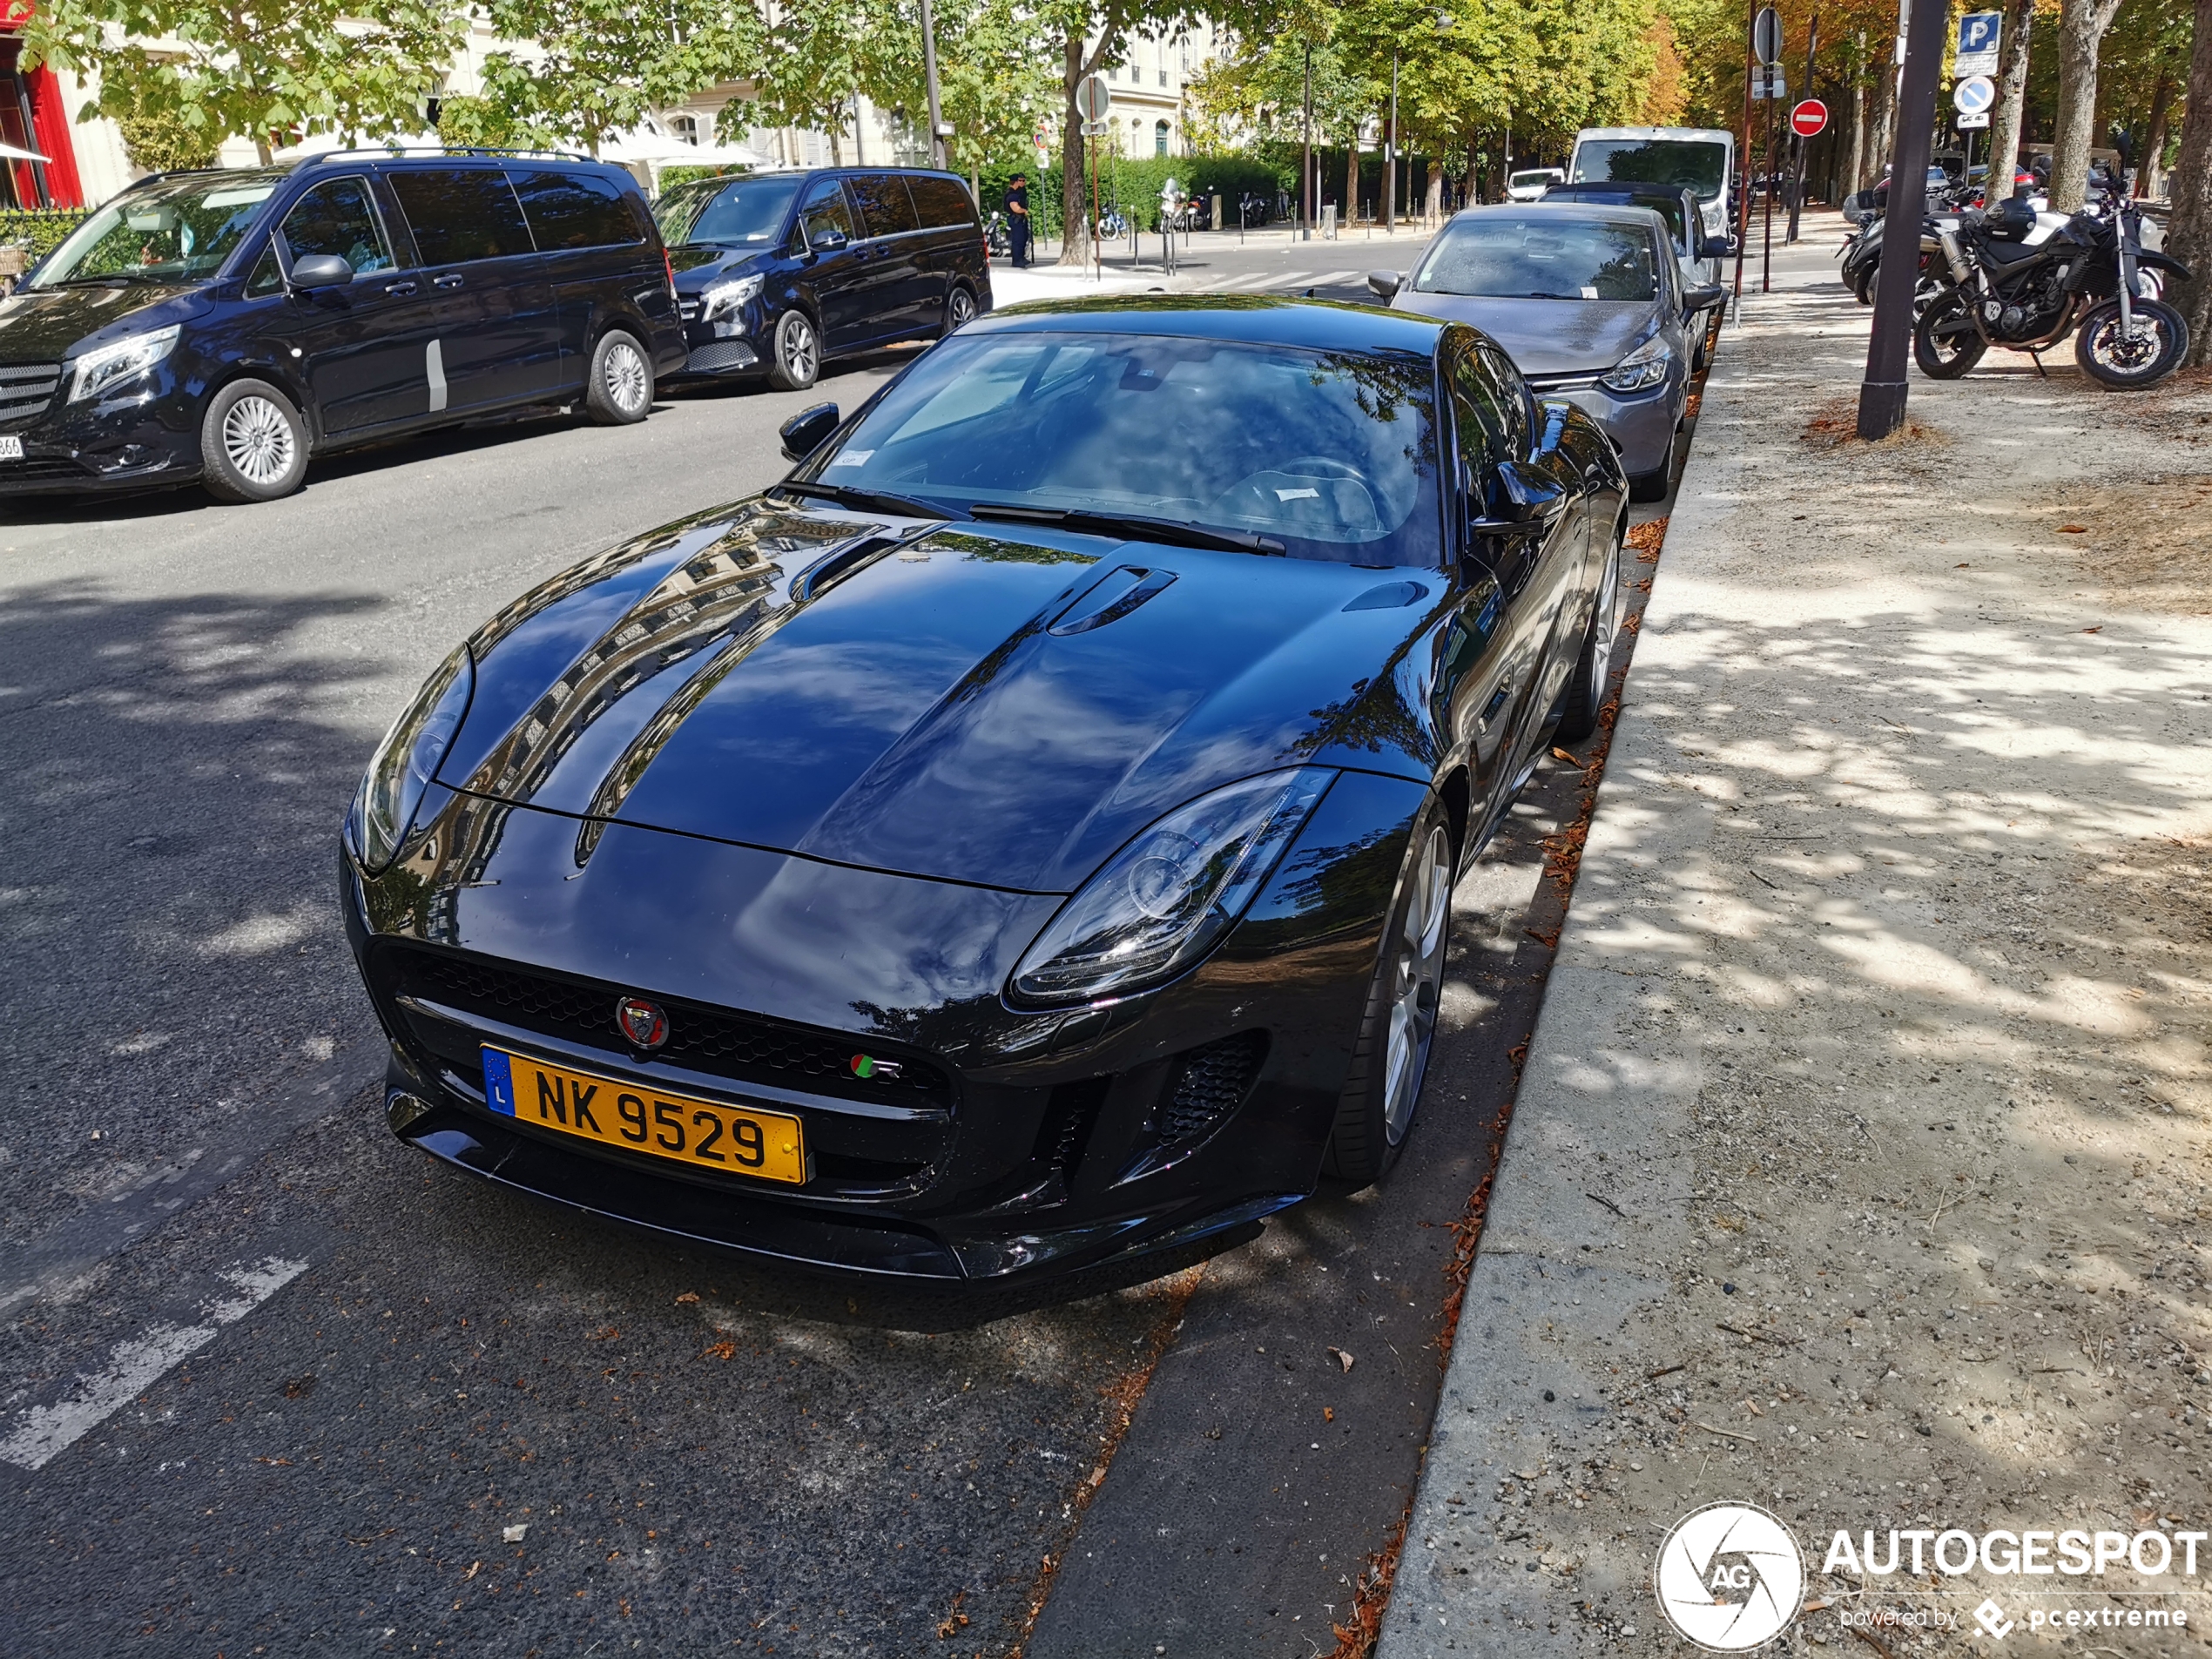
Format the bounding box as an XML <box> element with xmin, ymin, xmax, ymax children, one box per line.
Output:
<box><xmin>1370</xmin><ymin>203</ymin><xmax>1723</xmax><ymax>502</ymax></box>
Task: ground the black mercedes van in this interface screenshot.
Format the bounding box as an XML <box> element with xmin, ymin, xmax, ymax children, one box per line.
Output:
<box><xmin>0</xmin><ymin>149</ymin><xmax>686</xmax><ymax>504</ymax></box>
<box><xmin>653</xmin><ymin>167</ymin><xmax>992</xmax><ymax>392</ymax></box>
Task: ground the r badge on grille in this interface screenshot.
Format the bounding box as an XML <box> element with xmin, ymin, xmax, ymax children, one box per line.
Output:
<box><xmin>616</xmin><ymin>996</ymin><xmax>670</xmax><ymax>1051</ymax></box>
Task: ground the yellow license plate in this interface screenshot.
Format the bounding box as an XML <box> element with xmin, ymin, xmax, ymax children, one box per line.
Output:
<box><xmin>482</xmin><ymin>1048</ymin><xmax>806</xmax><ymax>1185</ymax></box>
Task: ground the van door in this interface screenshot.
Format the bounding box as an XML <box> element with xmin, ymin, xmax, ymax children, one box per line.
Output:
<box><xmin>382</xmin><ymin>167</ymin><xmax>561</xmax><ymax>413</ymax></box>
<box><xmin>844</xmin><ymin>173</ymin><xmax>933</xmax><ymax>341</ymax></box>
<box><xmin>508</xmin><ymin>168</ymin><xmax>664</xmax><ymax>390</ymax></box>
<box><xmin>271</xmin><ymin>175</ymin><xmax>443</xmax><ymax>436</ymax></box>
<box><xmin>792</xmin><ymin>177</ymin><xmax>871</xmax><ymax>354</ymax></box>
<box><xmin>906</xmin><ymin>173</ymin><xmax>981</xmax><ymax>327</ymax></box>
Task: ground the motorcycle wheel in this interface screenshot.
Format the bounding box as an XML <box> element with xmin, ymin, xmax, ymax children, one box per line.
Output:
<box><xmin>1913</xmin><ymin>292</ymin><xmax>1987</xmax><ymax>380</ymax></box>
<box><xmin>2074</xmin><ymin>298</ymin><xmax>2189</xmax><ymax>390</ymax></box>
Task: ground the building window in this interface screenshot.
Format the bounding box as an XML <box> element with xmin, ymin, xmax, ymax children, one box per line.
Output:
<box><xmin>1158</xmin><ymin>67</ymin><xmax>1168</xmax><ymax>86</ymax></box>
<box><xmin>671</xmin><ymin>113</ymin><xmax>699</xmax><ymax>145</ymax></box>
<box><xmin>1155</xmin><ymin>119</ymin><xmax>1170</xmax><ymax>157</ymax></box>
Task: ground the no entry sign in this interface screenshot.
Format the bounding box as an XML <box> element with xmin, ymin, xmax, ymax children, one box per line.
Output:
<box><xmin>1790</xmin><ymin>98</ymin><xmax>1829</xmax><ymax>138</ymax></box>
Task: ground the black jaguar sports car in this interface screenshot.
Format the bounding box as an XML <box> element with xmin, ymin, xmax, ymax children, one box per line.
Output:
<box><xmin>342</xmin><ymin>296</ymin><xmax>1628</xmax><ymax>1285</ymax></box>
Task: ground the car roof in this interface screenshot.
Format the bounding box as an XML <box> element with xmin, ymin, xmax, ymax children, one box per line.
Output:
<box><xmin>1545</xmin><ymin>180</ymin><xmax>1692</xmax><ymax>199</ymax></box>
<box><xmin>1575</xmin><ymin>127</ymin><xmax>1733</xmax><ymax>144</ymax></box>
<box><xmin>1450</xmin><ymin>200</ymin><xmax>1671</xmax><ymax>231</ymax></box>
<box><xmin>967</xmin><ymin>294</ymin><xmax>1447</xmax><ymax>355</ymax></box>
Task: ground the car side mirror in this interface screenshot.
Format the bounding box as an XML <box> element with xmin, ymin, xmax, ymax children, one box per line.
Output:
<box><xmin>809</xmin><ymin>226</ymin><xmax>848</xmax><ymax>253</ymax></box>
<box><xmin>288</xmin><ymin>253</ymin><xmax>354</xmax><ymax>290</ymax></box>
<box><xmin>779</xmin><ymin>401</ymin><xmax>840</xmax><ymax>463</ymax></box>
<box><xmin>1699</xmin><ymin>233</ymin><xmax>1737</xmax><ymax>260</ymax></box>
<box><xmin>1366</xmin><ymin>270</ymin><xmax>1401</xmax><ymax>300</ymax></box>
<box><xmin>1683</xmin><ymin>282</ymin><xmax>1727</xmax><ymax>313</ymax></box>
<box><xmin>1468</xmin><ymin>459</ymin><xmax>1566</xmax><ymax>536</ymax></box>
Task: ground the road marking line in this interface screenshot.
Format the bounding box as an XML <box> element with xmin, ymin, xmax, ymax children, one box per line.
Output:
<box><xmin>0</xmin><ymin>1256</ymin><xmax>308</xmax><ymax>1472</ymax></box>
<box><xmin>1210</xmin><ymin>273</ymin><xmax>1274</xmax><ymax>290</ymax></box>
<box><xmin>1313</xmin><ymin>269</ymin><xmax>1359</xmax><ymax>286</ymax></box>
<box><xmin>1255</xmin><ymin>271</ymin><xmax>1315</xmax><ymax>289</ymax></box>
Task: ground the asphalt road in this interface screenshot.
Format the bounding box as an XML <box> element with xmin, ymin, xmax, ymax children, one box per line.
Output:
<box><xmin>0</xmin><ymin>238</ymin><xmax>1688</xmax><ymax>1656</ymax></box>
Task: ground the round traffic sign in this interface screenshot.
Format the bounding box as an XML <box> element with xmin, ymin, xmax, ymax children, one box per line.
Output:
<box><xmin>1790</xmin><ymin>98</ymin><xmax>1829</xmax><ymax>138</ymax></box>
<box><xmin>1076</xmin><ymin>74</ymin><xmax>1111</xmax><ymax>122</ymax></box>
<box><xmin>1952</xmin><ymin>74</ymin><xmax>1996</xmax><ymax>116</ymax></box>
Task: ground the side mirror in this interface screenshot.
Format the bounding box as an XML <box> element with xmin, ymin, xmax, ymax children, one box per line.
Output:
<box><xmin>1699</xmin><ymin>233</ymin><xmax>1737</xmax><ymax>260</ymax></box>
<box><xmin>288</xmin><ymin>253</ymin><xmax>354</xmax><ymax>290</ymax></box>
<box><xmin>1469</xmin><ymin>459</ymin><xmax>1566</xmax><ymax>536</ymax></box>
<box><xmin>809</xmin><ymin>226</ymin><xmax>848</xmax><ymax>253</ymax></box>
<box><xmin>779</xmin><ymin>401</ymin><xmax>840</xmax><ymax>463</ymax></box>
<box><xmin>1683</xmin><ymin>282</ymin><xmax>1727</xmax><ymax>313</ymax></box>
<box><xmin>1366</xmin><ymin>269</ymin><xmax>1401</xmax><ymax>300</ymax></box>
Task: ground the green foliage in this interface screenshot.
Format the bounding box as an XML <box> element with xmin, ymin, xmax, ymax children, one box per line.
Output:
<box><xmin>115</xmin><ymin>100</ymin><xmax>222</xmax><ymax>173</ymax></box>
<box><xmin>977</xmin><ymin>158</ymin><xmax>1062</xmax><ymax>233</ymax></box>
<box><xmin>655</xmin><ymin>164</ymin><xmax>752</xmax><ymax>193</ymax></box>
<box><xmin>21</xmin><ymin>0</ymin><xmax>465</xmax><ymax>165</ymax></box>
<box><xmin>0</xmin><ymin>210</ymin><xmax>90</xmax><ymax>260</ymax></box>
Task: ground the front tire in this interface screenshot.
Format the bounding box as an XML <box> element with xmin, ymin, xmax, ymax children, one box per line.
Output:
<box><xmin>766</xmin><ymin>309</ymin><xmax>820</xmax><ymax>392</ymax></box>
<box><xmin>1555</xmin><ymin>522</ymin><xmax>1624</xmax><ymax>742</ymax></box>
<box><xmin>1322</xmin><ymin>804</ymin><xmax>1457</xmax><ymax>1188</ymax></box>
<box><xmin>584</xmin><ymin>329</ymin><xmax>652</xmax><ymax>425</ymax></box>
<box><xmin>1913</xmin><ymin>291</ymin><xmax>1987</xmax><ymax>380</ymax></box>
<box><xmin>2074</xmin><ymin>298</ymin><xmax>2188</xmax><ymax>389</ymax></box>
<box><xmin>200</xmin><ymin>378</ymin><xmax>307</xmax><ymax>503</ymax></box>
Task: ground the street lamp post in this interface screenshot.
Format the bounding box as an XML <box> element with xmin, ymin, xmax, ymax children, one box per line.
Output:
<box><xmin>919</xmin><ymin>0</ymin><xmax>948</xmax><ymax>169</ymax></box>
<box><xmin>1857</xmin><ymin>0</ymin><xmax>1949</xmax><ymax>437</ymax></box>
<box><xmin>1385</xmin><ymin>48</ymin><xmax>1399</xmax><ymax>233</ymax></box>
<box><xmin>1303</xmin><ymin>44</ymin><xmax>1314</xmax><ymax>241</ymax></box>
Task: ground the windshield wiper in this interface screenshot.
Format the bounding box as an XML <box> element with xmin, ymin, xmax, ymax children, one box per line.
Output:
<box><xmin>774</xmin><ymin>480</ymin><xmax>959</xmax><ymax>519</ymax></box>
<box><xmin>968</xmin><ymin>502</ymin><xmax>1285</xmax><ymax>556</ymax></box>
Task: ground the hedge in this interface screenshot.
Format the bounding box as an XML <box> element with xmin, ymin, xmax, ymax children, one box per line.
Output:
<box><xmin>0</xmin><ymin>209</ymin><xmax>90</xmax><ymax>262</ymax></box>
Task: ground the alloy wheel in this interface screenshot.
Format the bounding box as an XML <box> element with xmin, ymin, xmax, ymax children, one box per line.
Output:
<box><xmin>2086</xmin><ymin>313</ymin><xmax>2162</xmax><ymax>374</ymax></box>
<box><xmin>782</xmin><ymin>316</ymin><xmax>818</xmax><ymax>382</ymax></box>
<box><xmin>948</xmin><ymin>288</ymin><xmax>976</xmax><ymax>331</ymax></box>
<box><xmin>221</xmin><ymin>395</ymin><xmax>295</xmax><ymax>486</ymax></box>
<box><xmin>603</xmin><ymin>339</ymin><xmax>650</xmax><ymax>415</ymax></box>
<box><xmin>1382</xmin><ymin>823</ymin><xmax>1453</xmax><ymax>1144</ymax></box>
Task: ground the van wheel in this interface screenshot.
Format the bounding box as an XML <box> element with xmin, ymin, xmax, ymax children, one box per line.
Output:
<box><xmin>766</xmin><ymin>310</ymin><xmax>819</xmax><ymax>391</ymax></box>
<box><xmin>200</xmin><ymin>379</ymin><xmax>307</xmax><ymax>503</ymax></box>
<box><xmin>584</xmin><ymin>330</ymin><xmax>652</xmax><ymax>425</ymax></box>
<box><xmin>943</xmin><ymin>284</ymin><xmax>977</xmax><ymax>337</ymax></box>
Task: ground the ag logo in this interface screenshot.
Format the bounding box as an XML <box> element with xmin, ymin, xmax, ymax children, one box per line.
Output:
<box><xmin>1654</xmin><ymin>1501</ymin><xmax>1805</xmax><ymax>1651</ymax></box>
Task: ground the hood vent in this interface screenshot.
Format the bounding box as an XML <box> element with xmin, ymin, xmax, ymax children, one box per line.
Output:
<box><xmin>1048</xmin><ymin>565</ymin><xmax>1177</xmax><ymax>637</ymax></box>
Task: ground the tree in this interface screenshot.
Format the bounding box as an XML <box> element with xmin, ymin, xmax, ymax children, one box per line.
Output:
<box><xmin>1980</xmin><ymin>0</ymin><xmax>2038</xmax><ymax>210</ymax></box>
<box><xmin>1036</xmin><ymin>0</ymin><xmax>1205</xmax><ymax>266</ymax></box>
<box><xmin>458</xmin><ymin>0</ymin><xmax>760</xmax><ymax>157</ymax></box>
<box><xmin>2047</xmin><ymin>0</ymin><xmax>2127</xmax><ymax>210</ymax></box>
<box><xmin>2166</xmin><ymin>0</ymin><xmax>2212</xmax><ymax>363</ymax></box>
<box><xmin>22</xmin><ymin>0</ymin><xmax>463</xmax><ymax>165</ymax></box>
<box><xmin>743</xmin><ymin>0</ymin><xmax>878</xmax><ymax>164</ymax></box>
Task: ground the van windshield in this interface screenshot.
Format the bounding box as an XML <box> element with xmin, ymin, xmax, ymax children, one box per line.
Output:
<box><xmin>1570</xmin><ymin>139</ymin><xmax>1727</xmax><ymax>201</ymax></box>
<box><xmin>29</xmin><ymin>172</ymin><xmax>285</xmax><ymax>288</ymax></box>
<box><xmin>655</xmin><ymin>175</ymin><xmax>800</xmax><ymax>247</ymax></box>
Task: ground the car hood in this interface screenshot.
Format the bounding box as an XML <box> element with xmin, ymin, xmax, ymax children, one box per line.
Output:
<box><xmin>670</xmin><ymin>246</ymin><xmax>769</xmax><ymax>285</ymax></box>
<box><xmin>1389</xmin><ymin>293</ymin><xmax>1659</xmax><ymax>377</ymax></box>
<box><xmin>0</xmin><ymin>281</ymin><xmax>207</xmax><ymax>360</ymax></box>
<box><xmin>435</xmin><ymin>497</ymin><xmax>1445</xmax><ymax>894</ymax></box>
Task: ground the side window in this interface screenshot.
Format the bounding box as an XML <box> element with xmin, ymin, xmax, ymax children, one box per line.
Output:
<box><xmin>387</xmin><ymin>169</ymin><xmax>534</xmax><ymax>265</ymax></box>
<box><xmin>909</xmin><ymin>175</ymin><xmax>976</xmax><ymax>231</ymax></box>
<box><xmin>245</xmin><ymin>244</ymin><xmax>285</xmax><ymax>297</ymax></box>
<box><xmin>509</xmin><ymin>170</ymin><xmax>644</xmax><ymax>251</ymax></box>
<box><xmin>1451</xmin><ymin>349</ymin><xmax>1514</xmax><ymax>471</ymax></box>
<box><xmin>847</xmin><ymin>172</ymin><xmax>920</xmax><ymax>239</ymax></box>
<box><xmin>1474</xmin><ymin>346</ymin><xmax>1533</xmax><ymax>458</ymax></box>
<box><xmin>795</xmin><ymin>178</ymin><xmax>855</xmax><ymax>248</ymax></box>
<box><xmin>278</xmin><ymin>177</ymin><xmax>393</xmax><ymax>276</ymax></box>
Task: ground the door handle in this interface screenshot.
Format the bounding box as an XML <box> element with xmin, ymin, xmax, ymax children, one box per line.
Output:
<box><xmin>433</xmin><ymin>273</ymin><xmax>465</xmax><ymax>289</ymax></box>
<box><xmin>1479</xmin><ymin>683</ymin><xmax>1515</xmax><ymax>732</ymax></box>
<box><xmin>384</xmin><ymin>280</ymin><xmax>419</xmax><ymax>297</ymax></box>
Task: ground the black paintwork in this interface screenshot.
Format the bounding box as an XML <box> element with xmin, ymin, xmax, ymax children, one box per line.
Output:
<box><xmin>342</xmin><ymin>296</ymin><xmax>1627</xmax><ymax>1285</ymax></box>
<box><xmin>662</xmin><ymin>167</ymin><xmax>991</xmax><ymax>380</ymax></box>
<box><xmin>0</xmin><ymin>153</ymin><xmax>685</xmax><ymax>497</ymax></box>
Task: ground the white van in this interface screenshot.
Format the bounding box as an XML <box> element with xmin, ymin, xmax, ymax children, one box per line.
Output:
<box><xmin>1505</xmin><ymin>167</ymin><xmax>1565</xmax><ymax>202</ymax></box>
<box><xmin>1567</xmin><ymin>126</ymin><xmax>1736</xmax><ymax>242</ymax></box>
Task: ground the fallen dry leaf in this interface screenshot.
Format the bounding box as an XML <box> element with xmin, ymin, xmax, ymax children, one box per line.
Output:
<box><xmin>1324</xmin><ymin>1406</ymin><xmax>1336</xmax><ymax>1422</ymax></box>
<box><xmin>699</xmin><ymin>1338</ymin><xmax>737</xmax><ymax>1361</ymax></box>
<box><xmin>674</xmin><ymin>1291</ymin><xmax>699</xmax><ymax>1305</ymax></box>
<box><xmin>1551</xmin><ymin>746</ymin><xmax>1581</xmax><ymax>765</ymax></box>
<box><xmin>2058</xmin><ymin>524</ymin><xmax>2088</xmax><ymax>534</ymax></box>
<box><xmin>1328</xmin><ymin>1346</ymin><xmax>1356</xmax><ymax>1372</ymax></box>
<box><xmin>2082</xmin><ymin>625</ymin><xmax>2103</xmax><ymax>634</ymax></box>
<box><xmin>462</xmin><ymin>1561</ymin><xmax>482</xmax><ymax>1581</ymax></box>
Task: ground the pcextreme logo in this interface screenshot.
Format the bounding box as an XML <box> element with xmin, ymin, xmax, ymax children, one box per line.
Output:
<box><xmin>1654</xmin><ymin>1502</ymin><xmax>1808</xmax><ymax>1651</ymax></box>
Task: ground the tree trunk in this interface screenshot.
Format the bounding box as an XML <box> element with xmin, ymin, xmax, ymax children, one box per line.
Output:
<box><xmin>1981</xmin><ymin>0</ymin><xmax>2035</xmax><ymax>205</ymax></box>
<box><xmin>1345</xmin><ymin>132</ymin><xmax>1359</xmax><ymax>225</ymax></box>
<box><xmin>2049</xmin><ymin>0</ymin><xmax>2124</xmax><ymax>211</ymax></box>
<box><xmin>2136</xmin><ymin>71</ymin><xmax>2173</xmax><ymax>198</ymax></box>
<box><xmin>1868</xmin><ymin>68</ymin><xmax>1894</xmax><ymax>192</ymax></box>
<box><xmin>1463</xmin><ymin>143</ymin><xmax>1479</xmax><ymax>206</ymax></box>
<box><xmin>2166</xmin><ymin>0</ymin><xmax>2212</xmax><ymax>363</ymax></box>
<box><xmin>1058</xmin><ymin>32</ymin><xmax>1091</xmax><ymax>267</ymax></box>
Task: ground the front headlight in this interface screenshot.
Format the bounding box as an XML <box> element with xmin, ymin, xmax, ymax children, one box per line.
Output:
<box><xmin>346</xmin><ymin>644</ymin><xmax>474</xmax><ymax>873</ymax></box>
<box><xmin>1599</xmin><ymin>335</ymin><xmax>1673</xmax><ymax>394</ymax></box>
<box><xmin>1010</xmin><ymin>769</ymin><xmax>1335</xmax><ymax>1005</ymax></box>
<box><xmin>68</xmin><ymin>325</ymin><xmax>180</xmax><ymax>402</ymax></box>
<box><xmin>702</xmin><ymin>273</ymin><xmax>763</xmax><ymax>320</ymax></box>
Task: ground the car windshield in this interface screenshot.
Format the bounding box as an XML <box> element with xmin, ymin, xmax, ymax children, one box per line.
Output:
<box><xmin>809</xmin><ymin>329</ymin><xmax>1443</xmax><ymax>566</ymax></box>
<box><xmin>1570</xmin><ymin>139</ymin><xmax>1727</xmax><ymax>201</ymax></box>
<box><xmin>1509</xmin><ymin>171</ymin><xmax>1558</xmax><ymax>190</ymax></box>
<box><xmin>657</xmin><ymin>175</ymin><xmax>799</xmax><ymax>246</ymax></box>
<box><xmin>1414</xmin><ymin>218</ymin><xmax>1660</xmax><ymax>302</ymax></box>
<box><xmin>30</xmin><ymin>172</ymin><xmax>284</xmax><ymax>288</ymax></box>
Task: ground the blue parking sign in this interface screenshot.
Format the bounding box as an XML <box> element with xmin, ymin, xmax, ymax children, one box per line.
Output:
<box><xmin>1955</xmin><ymin>10</ymin><xmax>2002</xmax><ymax>70</ymax></box>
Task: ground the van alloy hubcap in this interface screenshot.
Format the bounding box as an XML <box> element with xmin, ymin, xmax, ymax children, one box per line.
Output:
<box><xmin>784</xmin><ymin>317</ymin><xmax>816</xmax><ymax>379</ymax></box>
<box><xmin>1383</xmin><ymin>823</ymin><xmax>1453</xmax><ymax>1143</ymax></box>
<box><xmin>604</xmin><ymin>341</ymin><xmax>649</xmax><ymax>412</ymax></box>
<box><xmin>949</xmin><ymin>291</ymin><xmax>974</xmax><ymax>327</ymax></box>
<box><xmin>222</xmin><ymin>395</ymin><xmax>294</xmax><ymax>484</ymax></box>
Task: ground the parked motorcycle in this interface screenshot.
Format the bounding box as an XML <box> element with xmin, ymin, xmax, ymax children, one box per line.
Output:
<box><xmin>1913</xmin><ymin>183</ymin><xmax>2192</xmax><ymax>389</ymax></box>
<box><xmin>984</xmin><ymin>211</ymin><xmax>1011</xmax><ymax>258</ymax></box>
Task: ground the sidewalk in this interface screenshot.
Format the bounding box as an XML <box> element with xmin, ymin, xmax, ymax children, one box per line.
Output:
<box><xmin>987</xmin><ymin>224</ymin><xmax>1438</xmax><ymax>307</ymax></box>
<box><xmin>1378</xmin><ymin>220</ymin><xmax>2212</xmax><ymax>1654</ymax></box>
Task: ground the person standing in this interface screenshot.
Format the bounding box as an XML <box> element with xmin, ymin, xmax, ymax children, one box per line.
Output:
<box><xmin>1006</xmin><ymin>173</ymin><xmax>1032</xmax><ymax>267</ymax></box>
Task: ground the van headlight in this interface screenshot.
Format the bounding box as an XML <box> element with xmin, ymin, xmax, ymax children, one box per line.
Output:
<box><xmin>346</xmin><ymin>644</ymin><xmax>474</xmax><ymax>873</ymax></box>
<box><xmin>1010</xmin><ymin>770</ymin><xmax>1334</xmax><ymax>1005</ymax></box>
<box><xmin>702</xmin><ymin>273</ymin><xmax>763</xmax><ymax>320</ymax></box>
<box><xmin>1600</xmin><ymin>335</ymin><xmax>1673</xmax><ymax>394</ymax></box>
<box><xmin>68</xmin><ymin>324</ymin><xmax>180</xmax><ymax>402</ymax></box>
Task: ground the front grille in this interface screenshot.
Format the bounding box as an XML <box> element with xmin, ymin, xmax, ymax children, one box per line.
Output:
<box><xmin>678</xmin><ymin>297</ymin><xmax>704</xmax><ymax>323</ymax></box>
<box><xmin>685</xmin><ymin>341</ymin><xmax>759</xmax><ymax>374</ymax></box>
<box><xmin>1159</xmin><ymin>1031</ymin><xmax>1269</xmax><ymax>1144</ymax></box>
<box><xmin>386</xmin><ymin>947</ymin><xmax>953</xmax><ymax>1109</ymax></box>
<box><xmin>1525</xmin><ymin>371</ymin><xmax>1604</xmax><ymax>394</ymax></box>
<box><xmin>0</xmin><ymin>361</ymin><xmax>60</xmax><ymax>424</ymax></box>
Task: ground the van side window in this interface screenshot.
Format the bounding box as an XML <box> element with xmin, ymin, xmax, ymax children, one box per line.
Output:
<box><xmin>847</xmin><ymin>173</ymin><xmax>920</xmax><ymax>239</ymax></box>
<box><xmin>245</xmin><ymin>245</ymin><xmax>285</xmax><ymax>297</ymax></box>
<box><xmin>388</xmin><ymin>169</ymin><xmax>534</xmax><ymax>265</ymax></box>
<box><xmin>279</xmin><ymin>177</ymin><xmax>393</xmax><ymax>276</ymax></box>
<box><xmin>510</xmin><ymin>170</ymin><xmax>644</xmax><ymax>250</ymax></box>
<box><xmin>908</xmin><ymin>176</ymin><xmax>977</xmax><ymax>231</ymax></box>
<box><xmin>795</xmin><ymin>178</ymin><xmax>854</xmax><ymax>249</ymax></box>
